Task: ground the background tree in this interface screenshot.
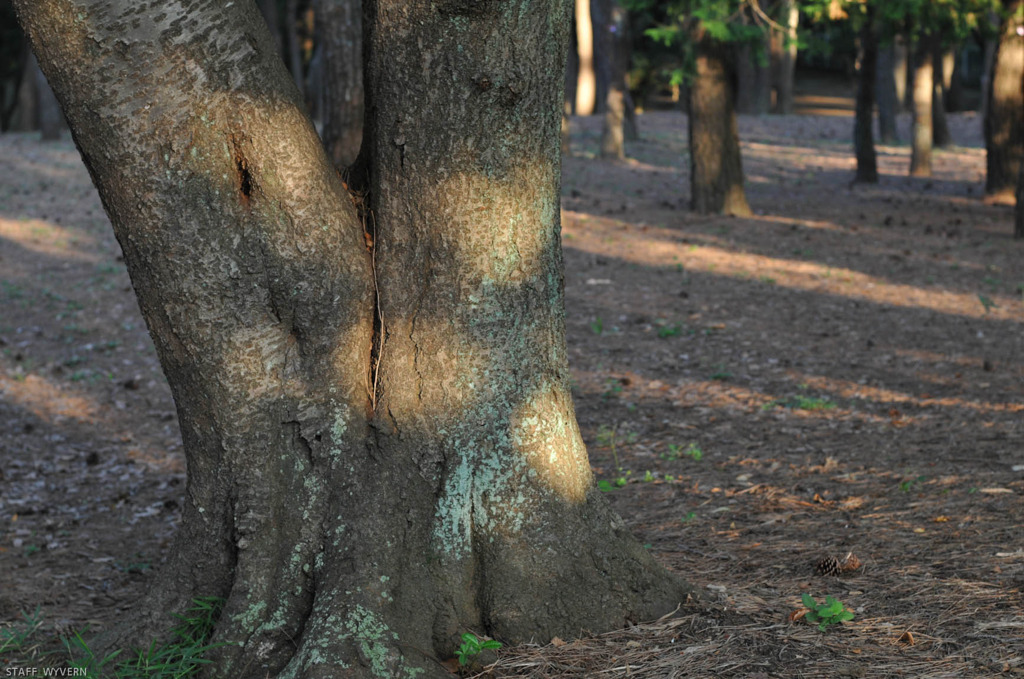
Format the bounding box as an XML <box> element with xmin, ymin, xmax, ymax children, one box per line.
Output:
<box><xmin>577</xmin><ymin>0</ymin><xmax>598</xmax><ymax>114</ymax></box>
<box><xmin>853</xmin><ymin>4</ymin><xmax>879</xmax><ymax>183</ymax></box>
<box><xmin>985</xmin><ymin>0</ymin><xmax>1024</xmax><ymax>198</ymax></box>
<box><xmin>596</xmin><ymin>0</ymin><xmax>633</xmax><ymax>158</ymax></box>
<box><xmin>11</xmin><ymin>0</ymin><xmax>691</xmax><ymax>677</ymax></box>
<box><xmin>633</xmin><ymin>0</ymin><xmax>758</xmax><ymax>215</ymax></box>
<box><xmin>313</xmin><ymin>0</ymin><xmax>363</xmax><ymax>169</ymax></box>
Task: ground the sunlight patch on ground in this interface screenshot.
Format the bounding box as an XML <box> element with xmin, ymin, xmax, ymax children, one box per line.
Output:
<box><xmin>792</xmin><ymin>372</ymin><xmax>1024</xmax><ymax>415</ymax></box>
<box><xmin>562</xmin><ymin>212</ymin><xmax>1020</xmax><ymax>322</ymax></box>
<box><xmin>0</xmin><ymin>217</ymin><xmax>99</xmax><ymax>262</ymax></box>
<box><xmin>0</xmin><ymin>372</ymin><xmax>99</xmax><ymax>425</ymax></box>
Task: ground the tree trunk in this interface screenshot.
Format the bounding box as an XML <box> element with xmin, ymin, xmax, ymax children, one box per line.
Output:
<box><xmin>985</xmin><ymin>0</ymin><xmax>1024</xmax><ymax>198</ymax></box>
<box><xmin>876</xmin><ymin>42</ymin><xmax>900</xmax><ymax>143</ymax></box>
<box><xmin>9</xmin><ymin>49</ymin><xmax>36</xmax><ymax>132</ymax></box>
<box><xmin>893</xmin><ymin>35</ymin><xmax>909</xmax><ymax>111</ymax></box>
<box><xmin>12</xmin><ymin>1</ymin><xmax>691</xmax><ymax>677</ymax></box>
<box><xmin>773</xmin><ymin>0</ymin><xmax>798</xmax><ymax>115</ymax></box>
<box><xmin>910</xmin><ymin>36</ymin><xmax>935</xmax><ymax>177</ymax></box>
<box><xmin>314</xmin><ymin>0</ymin><xmax>363</xmax><ymax>169</ymax></box>
<box><xmin>736</xmin><ymin>33</ymin><xmax>771</xmax><ymax>116</ymax></box>
<box><xmin>945</xmin><ymin>48</ymin><xmax>964</xmax><ymax>112</ymax></box>
<box><xmin>575</xmin><ymin>0</ymin><xmax>596</xmax><ymax>115</ymax></box>
<box><xmin>1016</xmin><ymin>161</ymin><xmax>1024</xmax><ymax>239</ymax></box>
<box><xmin>931</xmin><ymin>46</ymin><xmax>952</xmax><ymax>148</ymax></box>
<box><xmin>854</xmin><ymin>9</ymin><xmax>878</xmax><ymax>184</ymax></box>
<box><xmin>256</xmin><ymin>0</ymin><xmax>283</xmax><ymax>56</ymax></box>
<box><xmin>595</xmin><ymin>0</ymin><xmax>629</xmax><ymax>159</ymax></box>
<box><xmin>690</xmin><ymin>36</ymin><xmax>751</xmax><ymax>216</ymax></box>
<box><xmin>979</xmin><ymin>35</ymin><xmax>997</xmax><ymax>116</ymax></box>
<box><xmin>32</xmin><ymin>53</ymin><xmax>62</xmax><ymax>140</ymax></box>
<box><xmin>286</xmin><ymin>0</ymin><xmax>305</xmax><ymax>93</ymax></box>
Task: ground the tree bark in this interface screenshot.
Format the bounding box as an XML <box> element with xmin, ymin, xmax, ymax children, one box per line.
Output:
<box><xmin>893</xmin><ymin>34</ymin><xmax>909</xmax><ymax>111</ymax></box>
<box><xmin>314</xmin><ymin>0</ymin><xmax>363</xmax><ymax>169</ymax></box>
<box><xmin>910</xmin><ymin>36</ymin><xmax>935</xmax><ymax>177</ymax></box>
<box><xmin>945</xmin><ymin>48</ymin><xmax>964</xmax><ymax>112</ymax></box>
<box><xmin>772</xmin><ymin>0</ymin><xmax>798</xmax><ymax>115</ymax></box>
<box><xmin>12</xmin><ymin>1</ymin><xmax>691</xmax><ymax>676</ymax></box>
<box><xmin>595</xmin><ymin>0</ymin><xmax>629</xmax><ymax>159</ymax></box>
<box><xmin>9</xmin><ymin>49</ymin><xmax>36</xmax><ymax>132</ymax></box>
<box><xmin>575</xmin><ymin>0</ymin><xmax>596</xmax><ymax>115</ymax></box>
<box><xmin>690</xmin><ymin>36</ymin><xmax>751</xmax><ymax>216</ymax></box>
<box><xmin>985</xmin><ymin>0</ymin><xmax>1024</xmax><ymax>198</ymax></box>
<box><xmin>32</xmin><ymin>53</ymin><xmax>62</xmax><ymax>140</ymax></box>
<box><xmin>854</xmin><ymin>10</ymin><xmax>878</xmax><ymax>184</ymax></box>
<box><xmin>876</xmin><ymin>42</ymin><xmax>900</xmax><ymax>143</ymax></box>
<box><xmin>931</xmin><ymin>46</ymin><xmax>952</xmax><ymax>148</ymax></box>
<box><xmin>286</xmin><ymin>0</ymin><xmax>305</xmax><ymax>93</ymax></box>
<box><xmin>256</xmin><ymin>0</ymin><xmax>283</xmax><ymax>56</ymax></box>
<box><xmin>1016</xmin><ymin>161</ymin><xmax>1024</xmax><ymax>239</ymax></box>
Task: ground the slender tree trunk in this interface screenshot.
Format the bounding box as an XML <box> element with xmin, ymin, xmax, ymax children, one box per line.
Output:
<box><xmin>256</xmin><ymin>0</ymin><xmax>283</xmax><ymax>56</ymax></box>
<box><xmin>910</xmin><ymin>36</ymin><xmax>935</xmax><ymax>177</ymax></box>
<box><xmin>285</xmin><ymin>0</ymin><xmax>304</xmax><ymax>93</ymax></box>
<box><xmin>30</xmin><ymin>53</ymin><xmax>62</xmax><ymax>141</ymax></box>
<box><xmin>854</xmin><ymin>10</ymin><xmax>878</xmax><ymax>184</ymax></box>
<box><xmin>735</xmin><ymin>32</ymin><xmax>771</xmax><ymax>115</ymax></box>
<box><xmin>773</xmin><ymin>0</ymin><xmax>798</xmax><ymax>114</ymax></box>
<box><xmin>931</xmin><ymin>46</ymin><xmax>952</xmax><ymax>148</ymax></box>
<box><xmin>945</xmin><ymin>48</ymin><xmax>964</xmax><ymax>112</ymax></box>
<box><xmin>9</xmin><ymin>50</ymin><xmax>36</xmax><ymax>132</ymax></box>
<box><xmin>314</xmin><ymin>0</ymin><xmax>363</xmax><ymax>169</ymax></box>
<box><xmin>575</xmin><ymin>0</ymin><xmax>596</xmax><ymax>115</ymax></box>
<box><xmin>876</xmin><ymin>42</ymin><xmax>900</xmax><ymax>143</ymax></box>
<box><xmin>1</xmin><ymin>44</ymin><xmax>29</xmax><ymax>132</ymax></box>
<box><xmin>596</xmin><ymin>0</ymin><xmax>629</xmax><ymax>159</ymax></box>
<box><xmin>690</xmin><ymin>36</ymin><xmax>751</xmax><ymax>216</ymax></box>
<box><xmin>979</xmin><ymin>35</ymin><xmax>997</xmax><ymax>116</ymax></box>
<box><xmin>985</xmin><ymin>0</ymin><xmax>1024</xmax><ymax>198</ymax></box>
<box><xmin>1016</xmin><ymin>161</ymin><xmax>1024</xmax><ymax>239</ymax></box>
<box><xmin>624</xmin><ymin>88</ymin><xmax>639</xmax><ymax>140</ymax></box>
<box><xmin>13</xmin><ymin>1</ymin><xmax>691</xmax><ymax>676</ymax></box>
<box><xmin>893</xmin><ymin>35</ymin><xmax>909</xmax><ymax>111</ymax></box>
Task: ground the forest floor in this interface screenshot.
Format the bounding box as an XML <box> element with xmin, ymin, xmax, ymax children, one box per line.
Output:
<box><xmin>1</xmin><ymin>109</ymin><xmax>1022</xmax><ymax>678</ymax></box>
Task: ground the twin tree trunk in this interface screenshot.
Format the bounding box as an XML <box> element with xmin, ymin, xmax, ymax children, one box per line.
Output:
<box><xmin>13</xmin><ymin>1</ymin><xmax>690</xmax><ymax>678</ymax></box>
<box><xmin>985</xmin><ymin>0</ymin><xmax>1024</xmax><ymax>198</ymax></box>
<box><xmin>689</xmin><ymin>36</ymin><xmax>751</xmax><ymax>216</ymax></box>
<box><xmin>854</xmin><ymin>8</ymin><xmax>878</xmax><ymax>184</ymax></box>
<box><xmin>910</xmin><ymin>34</ymin><xmax>935</xmax><ymax>177</ymax></box>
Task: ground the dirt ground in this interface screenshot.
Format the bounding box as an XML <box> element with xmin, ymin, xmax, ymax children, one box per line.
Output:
<box><xmin>1</xmin><ymin>108</ymin><xmax>1022</xmax><ymax>677</ymax></box>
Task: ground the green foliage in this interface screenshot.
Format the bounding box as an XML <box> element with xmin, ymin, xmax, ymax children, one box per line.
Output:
<box><xmin>0</xmin><ymin>607</ymin><xmax>43</xmax><ymax>656</ymax></box>
<box><xmin>899</xmin><ymin>475</ymin><xmax>927</xmax><ymax>492</ymax></box>
<box><xmin>764</xmin><ymin>394</ymin><xmax>837</xmax><ymax>411</ymax></box>
<box><xmin>590</xmin><ymin>317</ymin><xmax>604</xmax><ymax>335</ymax></box>
<box><xmin>801</xmin><ymin>593</ymin><xmax>855</xmax><ymax>631</ymax></box>
<box><xmin>662</xmin><ymin>442</ymin><xmax>704</xmax><ymax>462</ymax></box>
<box><xmin>455</xmin><ymin>633</ymin><xmax>501</xmax><ymax>667</ymax></box>
<box><xmin>657</xmin><ymin>323</ymin><xmax>684</xmax><ymax>338</ymax></box>
<box><xmin>66</xmin><ymin>597</ymin><xmax>232</xmax><ymax>678</ymax></box>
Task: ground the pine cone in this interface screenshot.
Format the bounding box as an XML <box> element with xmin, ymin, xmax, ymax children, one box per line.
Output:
<box><xmin>839</xmin><ymin>553</ymin><xmax>862</xmax><ymax>573</ymax></box>
<box><xmin>815</xmin><ymin>555</ymin><xmax>841</xmax><ymax>576</ymax></box>
<box><xmin>815</xmin><ymin>552</ymin><xmax>862</xmax><ymax>577</ymax></box>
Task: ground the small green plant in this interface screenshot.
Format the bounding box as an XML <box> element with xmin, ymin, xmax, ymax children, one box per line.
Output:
<box><xmin>899</xmin><ymin>475</ymin><xmax>927</xmax><ymax>493</ymax></box>
<box><xmin>589</xmin><ymin>317</ymin><xmax>604</xmax><ymax>335</ymax></box>
<box><xmin>597</xmin><ymin>479</ymin><xmax>615</xmax><ymax>492</ymax></box>
<box><xmin>681</xmin><ymin>511</ymin><xmax>696</xmax><ymax>523</ymax></box>
<box><xmin>66</xmin><ymin>597</ymin><xmax>232</xmax><ymax>678</ymax></box>
<box><xmin>801</xmin><ymin>593</ymin><xmax>854</xmax><ymax>632</ymax></box>
<box><xmin>709</xmin><ymin>364</ymin><xmax>732</xmax><ymax>381</ymax></box>
<box><xmin>656</xmin><ymin>322</ymin><xmax>683</xmax><ymax>338</ymax></box>
<box><xmin>662</xmin><ymin>442</ymin><xmax>703</xmax><ymax>462</ymax></box>
<box><xmin>643</xmin><ymin>470</ymin><xmax>655</xmax><ymax>482</ymax></box>
<box><xmin>978</xmin><ymin>294</ymin><xmax>998</xmax><ymax>313</ymax></box>
<box><xmin>0</xmin><ymin>607</ymin><xmax>43</xmax><ymax>655</ymax></box>
<box><xmin>763</xmin><ymin>395</ymin><xmax>836</xmax><ymax>411</ymax></box>
<box><xmin>455</xmin><ymin>632</ymin><xmax>501</xmax><ymax>667</ymax></box>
